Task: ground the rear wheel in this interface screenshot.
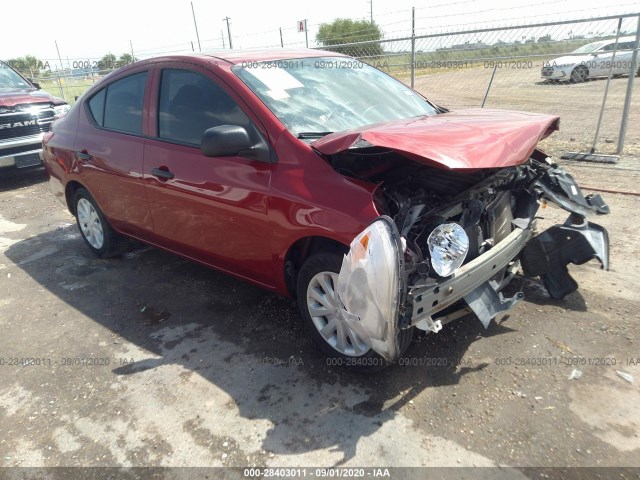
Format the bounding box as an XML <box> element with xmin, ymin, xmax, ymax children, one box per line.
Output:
<box><xmin>297</xmin><ymin>252</ymin><xmax>412</xmax><ymax>369</ymax></box>
<box><xmin>570</xmin><ymin>65</ymin><xmax>589</xmax><ymax>83</ymax></box>
<box><xmin>73</xmin><ymin>188</ymin><xmax>127</xmax><ymax>258</ymax></box>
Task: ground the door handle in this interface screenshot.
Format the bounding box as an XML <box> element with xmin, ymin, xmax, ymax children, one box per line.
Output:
<box><xmin>151</xmin><ymin>167</ymin><xmax>174</xmax><ymax>180</ymax></box>
<box><xmin>76</xmin><ymin>151</ymin><xmax>92</xmax><ymax>161</ymax></box>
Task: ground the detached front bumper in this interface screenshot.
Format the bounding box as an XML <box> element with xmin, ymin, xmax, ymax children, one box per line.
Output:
<box><xmin>337</xmin><ymin>164</ymin><xmax>611</xmax><ymax>362</ymax></box>
<box><xmin>409</xmin><ymin>225</ymin><xmax>532</xmax><ymax>331</ymax></box>
<box><xmin>338</xmin><ymin>214</ymin><xmax>609</xmax><ymax>362</ymax></box>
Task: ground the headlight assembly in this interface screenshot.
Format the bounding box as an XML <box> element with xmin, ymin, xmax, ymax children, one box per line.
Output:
<box><xmin>53</xmin><ymin>104</ymin><xmax>70</xmax><ymax>119</ymax></box>
<box><xmin>427</xmin><ymin>223</ymin><xmax>469</xmax><ymax>277</ymax></box>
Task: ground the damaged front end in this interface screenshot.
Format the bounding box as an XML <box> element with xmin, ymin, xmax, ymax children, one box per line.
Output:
<box><xmin>333</xmin><ymin>151</ymin><xmax>610</xmax><ymax>362</ymax></box>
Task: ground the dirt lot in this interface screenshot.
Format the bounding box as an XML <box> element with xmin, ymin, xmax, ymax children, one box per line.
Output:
<box><xmin>0</xmin><ymin>149</ymin><xmax>639</xmax><ymax>478</ymax></box>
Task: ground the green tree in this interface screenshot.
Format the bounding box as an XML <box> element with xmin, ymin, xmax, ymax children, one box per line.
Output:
<box><xmin>316</xmin><ymin>19</ymin><xmax>383</xmax><ymax>57</ymax></box>
<box><xmin>7</xmin><ymin>55</ymin><xmax>43</xmax><ymax>76</ymax></box>
<box><xmin>118</xmin><ymin>53</ymin><xmax>136</xmax><ymax>66</ymax></box>
<box><xmin>97</xmin><ymin>53</ymin><xmax>117</xmax><ymax>72</ymax></box>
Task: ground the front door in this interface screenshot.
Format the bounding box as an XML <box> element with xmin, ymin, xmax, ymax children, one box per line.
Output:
<box><xmin>143</xmin><ymin>66</ymin><xmax>274</xmax><ymax>287</ymax></box>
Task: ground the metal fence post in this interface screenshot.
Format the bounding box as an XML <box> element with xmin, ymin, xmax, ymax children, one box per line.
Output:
<box><xmin>55</xmin><ymin>70</ymin><xmax>65</xmax><ymax>102</ymax></box>
<box><xmin>591</xmin><ymin>17</ymin><xmax>622</xmax><ymax>154</ymax></box>
<box><xmin>482</xmin><ymin>65</ymin><xmax>498</xmax><ymax>107</ymax></box>
<box><xmin>617</xmin><ymin>13</ymin><xmax>640</xmax><ymax>154</ymax></box>
<box><xmin>410</xmin><ymin>7</ymin><xmax>415</xmax><ymax>88</ymax></box>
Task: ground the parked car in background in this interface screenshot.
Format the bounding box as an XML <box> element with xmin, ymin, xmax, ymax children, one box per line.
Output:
<box><xmin>44</xmin><ymin>50</ymin><xmax>610</xmax><ymax>369</ymax></box>
<box><xmin>541</xmin><ymin>36</ymin><xmax>639</xmax><ymax>82</ymax></box>
<box><xmin>0</xmin><ymin>61</ymin><xmax>69</xmax><ymax>170</ymax></box>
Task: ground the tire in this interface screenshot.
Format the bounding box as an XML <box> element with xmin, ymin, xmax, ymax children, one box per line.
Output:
<box><xmin>296</xmin><ymin>252</ymin><xmax>413</xmax><ymax>370</ymax></box>
<box><xmin>570</xmin><ymin>65</ymin><xmax>588</xmax><ymax>83</ymax></box>
<box><xmin>73</xmin><ymin>187</ymin><xmax>127</xmax><ymax>258</ymax></box>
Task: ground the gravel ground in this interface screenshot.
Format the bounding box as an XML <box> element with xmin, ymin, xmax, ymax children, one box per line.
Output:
<box><xmin>0</xmin><ymin>154</ymin><xmax>639</xmax><ymax>478</ymax></box>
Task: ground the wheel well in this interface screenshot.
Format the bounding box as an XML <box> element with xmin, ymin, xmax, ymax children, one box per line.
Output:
<box><xmin>64</xmin><ymin>181</ymin><xmax>84</xmax><ymax>214</ymax></box>
<box><xmin>283</xmin><ymin>236</ymin><xmax>348</xmax><ymax>297</ymax></box>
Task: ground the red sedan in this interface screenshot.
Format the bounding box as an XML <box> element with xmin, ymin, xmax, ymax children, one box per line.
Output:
<box><xmin>43</xmin><ymin>50</ymin><xmax>609</xmax><ymax>368</ymax></box>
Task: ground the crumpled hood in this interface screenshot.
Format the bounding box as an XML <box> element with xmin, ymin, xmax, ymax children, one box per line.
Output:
<box><xmin>311</xmin><ymin>109</ymin><xmax>560</xmax><ymax>169</ymax></box>
<box><xmin>0</xmin><ymin>89</ymin><xmax>65</xmax><ymax>107</ymax></box>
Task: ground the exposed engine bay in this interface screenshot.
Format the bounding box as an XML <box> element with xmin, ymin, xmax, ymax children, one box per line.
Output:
<box><xmin>327</xmin><ymin>147</ymin><xmax>610</xmax><ymax>361</ymax></box>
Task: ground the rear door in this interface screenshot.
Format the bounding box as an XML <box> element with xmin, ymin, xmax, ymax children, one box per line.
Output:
<box><xmin>75</xmin><ymin>69</ymin><xmax>153</xmax><ymax>237</ymax></box>
<box><xmin>592</xmin><ymin>41</ymin><xmax>634</xmax><ymax>76</ymax></box>
<box><xmin>614</xmin><ymin>40</ymin><xmax>636</xmax><ymax>75</ymax></box>
<box><xmin>143</xmin><ymin>64</ymin><xmax>274</xmax><ymax>287</ymax></box>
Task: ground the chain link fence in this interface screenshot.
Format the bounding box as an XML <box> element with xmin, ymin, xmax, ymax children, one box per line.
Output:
<box><xmin>7</xmin><ymin>12</ymin><xmax>640</xmax><ymax>156</ymax></box>
<box><xmin>324</xmin><ymin>13</ymin><xmax>640</xmax><ymax>156</ymax></box>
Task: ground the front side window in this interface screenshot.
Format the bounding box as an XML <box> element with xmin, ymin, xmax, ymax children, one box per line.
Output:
<box><xmin>158</xmin><ymin>69</ymin><xmax>254</xmax><ymax>146</ymax></box>
<box><xmin>87</xmin><ymin>72</ymin><xmax>147</xmax><ymax>135</ymax></box>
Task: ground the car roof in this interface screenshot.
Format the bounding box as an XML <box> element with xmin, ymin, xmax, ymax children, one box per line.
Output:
<box><xmin>129</xmin><ymin>49</ymin><xmax>348</xmax><ymax>68</ymax></box>
<box><xmin>585</xmin><ymin>36</ymin><xmax>636</xmax><ymax>48</ymax></box>
<box><xmin>203</xmin><ymin>48</ymin><xmax>348</xmax><ymax>64</ymax></box>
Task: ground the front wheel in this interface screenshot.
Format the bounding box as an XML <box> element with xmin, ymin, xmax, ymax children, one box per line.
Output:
<box><xmin>297</xmin><ymin>252</ymin><xmax>412</xmax><ymax>369</ymax></box>
<box><xmin>74</xmin><ymin>188</ymin><xmax>127</xmax><ymax>258</ymax></box>
<box><xmin>570</xmin><ymin>65</ymin><xmax>588</xmax><ymax>83</ymax></box>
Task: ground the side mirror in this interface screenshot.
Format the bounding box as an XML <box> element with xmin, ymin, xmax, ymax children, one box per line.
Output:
<box><xmin>201</xmin><ymin>125</ymin><xmax>274</xmax><ymax>162</ymax></box>
<box><xmin>27</xmin><ymin>78</ymin><xmax>41</xmax><ymax>89</ymax></box>
<box><xmin>201</xmin><ymin>125</ymin><xmax>253</xmax><ymax>157</ymax></box>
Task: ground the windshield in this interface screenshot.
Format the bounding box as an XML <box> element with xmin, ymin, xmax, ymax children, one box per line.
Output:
<box><xmin>233</xmin><ymin>57</ymin><xmax>438</xmax><ymax>137</ymax></box>
<box><xmin>0</xmin><ymin>62</ymin><xmax>32</xmax><ymax>92</ymax></box>
<box><xmin>572</xmin><ymin>41</ymin><xmax>609</xmax><ymax>54</ymax></box>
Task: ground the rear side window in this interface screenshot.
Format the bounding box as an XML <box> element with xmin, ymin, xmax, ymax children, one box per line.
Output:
<box><xmin>88</xmin><ymin>89</ymin><xmax>106</xmax><ymax>126</ymax></box>
<box><xmin>158</xmin><ymin>69</ymin><xmax>253</xmax><ymax>146</ymax></box>
<box><xmin>87</xmin><ymin>72</ymin><xmax>147</xmax><ymax>135</ymax></box>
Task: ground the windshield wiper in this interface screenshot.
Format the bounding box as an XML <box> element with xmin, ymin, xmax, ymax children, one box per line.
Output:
<box><xmin>297</xmin><ymin>131</ymin><xmax>333</xmax><ymax>139</ymax></box>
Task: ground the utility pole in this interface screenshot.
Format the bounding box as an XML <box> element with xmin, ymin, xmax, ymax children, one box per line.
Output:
<box><xmin>221</xmin><ymin>30</ymin><xmax>226</xmax><ymax>49</ymax></box>
<box><xmin>53</xmin><ymin>40</ymin><xmax>66</xmax><ymax>100</ymax></box>
<box><xmin>54</xmin><ymin>40</ymin><xmax>64</xmax><ymax>71</ymax></box>
<box><xmin>224</xmin><ymin>17</ymin><xmax>233</xmax><ymax>49</ymax></box>
<box><xmin>369</xmin><ymin>0</ymin><xmax>373</xmax><ymax>24</ymax></box>
<box><xmin>304</xmin><ymin>19</ymin><xmax>308</xmax><ymax>48</ymax></box>
<box><xmin>129</xmin><ymin>40</ymin><xmax>135</xmax><ymax>60</ymax></box>
<box><xmin>280</xmin><ymin>27</ymin><xmax>284</xmax><ymax>48</ymax></box>
<box><xmin>191</xmin><ymin>2</ymin><xmax>202</xmax><ymax>51</ymax></box>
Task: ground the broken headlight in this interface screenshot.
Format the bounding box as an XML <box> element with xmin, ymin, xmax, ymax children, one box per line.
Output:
<box><xmin>427</xmin><ymin>223</ymin><xmax>469</xmax><ymax>277</ymax></box>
